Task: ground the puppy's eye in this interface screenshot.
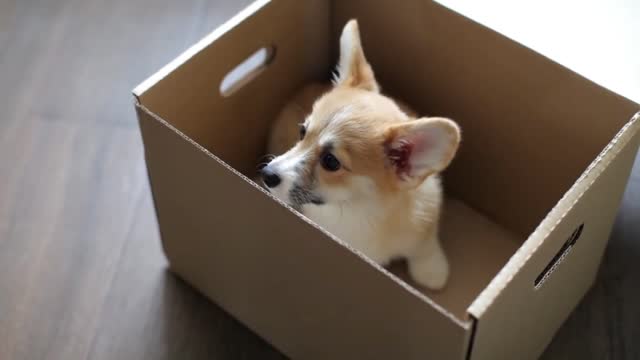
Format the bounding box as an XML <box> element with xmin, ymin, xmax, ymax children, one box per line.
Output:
<box><xmin>299</xmin><ymin>125</ymin><xmax>306</xmax><ymax>140</ymax></box>
<box><xmin>321</xmin><ymin>152</ymin><xmax>341</xmax><ymax>172</ymax></box>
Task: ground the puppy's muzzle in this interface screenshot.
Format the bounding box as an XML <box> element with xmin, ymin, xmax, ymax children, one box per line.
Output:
<box><xmin>260</xmin><ymin>166</ymin><xmax>281</xmax><ymax>188</ymax></box>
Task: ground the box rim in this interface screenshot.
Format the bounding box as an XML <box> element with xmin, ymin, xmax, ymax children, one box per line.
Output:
<box><xmin>468</xmin><ymin>110</ymin><xmax>640</xmax><ymax>318</ymax></box>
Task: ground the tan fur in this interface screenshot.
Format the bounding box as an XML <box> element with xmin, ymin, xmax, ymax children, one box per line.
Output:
<box><xmin>261</xmin><ymin>20</ymin><xmax>460</xmax><ymax>290</ymax></box>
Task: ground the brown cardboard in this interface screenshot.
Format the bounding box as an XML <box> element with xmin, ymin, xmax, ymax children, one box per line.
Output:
<box><xmin>136</xmin><ymin>102</ymin><xmax>471</xmax><ymax>359</ymax></box>
<box><xmin>389</xmin><ymin>199</ymin><xmax>521</xmax><ymax>320</ymax></box>
<box><xmin>468</xmin><ymin>115</ymin><xmax>640</xmax><ymax>360</ymax></box>
<box><xmin>135</xmin><ymin>0</ymin><xmax>330</xmax><ymax>175</ymax></box>
<box><xmin>133</xmin><ymin>1</ymin><xmax>640</xmax><ymax>359</ymax></box>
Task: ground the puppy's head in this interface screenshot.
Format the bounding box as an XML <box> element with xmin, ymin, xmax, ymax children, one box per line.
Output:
<box><xmin>261</xmin><ymin>20</ymin><xmax>460</xmax><ymax>210</ymax></box>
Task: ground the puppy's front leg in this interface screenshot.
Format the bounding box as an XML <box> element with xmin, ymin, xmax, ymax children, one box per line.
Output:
<box><xmin>407</xmin><ymin>232</ymin><xmax>449</xmax><ymax>291</ymax></box>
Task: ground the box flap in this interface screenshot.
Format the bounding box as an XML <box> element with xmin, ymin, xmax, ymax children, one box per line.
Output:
<box><xmin>136</xmin><ymin>104</ymin><xmax>473</xmax><ymax>359</ymax></box>
<box><xmin>468</xmin><ymin>112</ymin><xmax>640</xmax><ymax>360</ymax></box>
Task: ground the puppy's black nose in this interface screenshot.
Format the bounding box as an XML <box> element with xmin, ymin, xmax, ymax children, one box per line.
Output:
<box><xmin>261</xmin><ymin>167</ymin><xmax>281</xmax><ymax>188</ymax></box>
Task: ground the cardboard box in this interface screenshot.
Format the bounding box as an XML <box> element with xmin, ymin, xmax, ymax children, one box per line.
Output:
<box><xmin>132</xmin><ymin>1</ymin><xmax>640</xmax><ymax>359</ymax></box>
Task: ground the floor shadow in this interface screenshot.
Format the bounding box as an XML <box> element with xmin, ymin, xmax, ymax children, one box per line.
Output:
<box><xmin>158</xmin><ymin>268</ymin><xmax>286</xmax><ymax>360</ymax></box>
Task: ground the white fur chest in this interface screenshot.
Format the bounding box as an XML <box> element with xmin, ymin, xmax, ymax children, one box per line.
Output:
<box><xmin>298</xmin><ymin>175</ymin><xmax>448</xmax><ymax>290</ymax></box>
<box><xmin>301</xmin><ymin>195</ymin><xmax>430</xmax><ymax>265</ymax></box>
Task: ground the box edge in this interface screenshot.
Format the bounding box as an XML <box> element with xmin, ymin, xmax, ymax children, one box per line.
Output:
<box><xmin>468</xmin><ymin>110</ymin><xmax>640</xmax><ymax>318</ymax></box>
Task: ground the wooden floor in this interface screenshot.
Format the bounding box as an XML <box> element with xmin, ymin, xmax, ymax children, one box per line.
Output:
<box><xmin>0</xmin><ymin>1</ymin><xmax>638</xmax><ymax>359</ymax></box>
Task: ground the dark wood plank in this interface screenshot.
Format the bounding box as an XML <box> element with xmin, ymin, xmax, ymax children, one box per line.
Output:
<box><xmin>0</xmin><ymin>1</ymin><xmax>638</xmax><ymax>360</ymax></box>
<box><xmin>0</xmin><ymin>1</ymin><xmax>279</xmax><ymax>359</ymax></box>
<box><xmin>86</xmin><ymin>190</ymin><xmax>282</xmax><ymax>360</ymax></box>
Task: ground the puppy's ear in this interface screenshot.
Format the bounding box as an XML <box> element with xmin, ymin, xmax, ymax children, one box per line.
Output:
<box><xmin>384</xmin><ymin>117</ymin><xmax>460</xmax><ymax>188</ymax></box>
<box><xmin>333</xmin><ymin>19</ymin><xmax>379</xmax><ymax>92</ymax></box>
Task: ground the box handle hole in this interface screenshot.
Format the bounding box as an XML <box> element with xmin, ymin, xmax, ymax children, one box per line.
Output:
<box><xmin>534</xmin><ymin>223</ymin><xmax>584</xmax><ymax>289</ymax></box>
<box><xmin>219</xmin><ymin>46</ymin><xmax>275</xmax><ymax>97</ymax></box>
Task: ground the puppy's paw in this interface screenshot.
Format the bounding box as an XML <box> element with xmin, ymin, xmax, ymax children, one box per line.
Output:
<box><xmin>408</xmin><ymin>246</ymin><xmax>449</xmax><ymax>290</ymax></box>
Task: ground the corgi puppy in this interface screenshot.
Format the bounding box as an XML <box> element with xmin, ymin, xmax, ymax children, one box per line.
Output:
<box><xmin>259</xmin><ymin>20</ymin><xmax>461</xmax><ymax>290</ymax></box>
